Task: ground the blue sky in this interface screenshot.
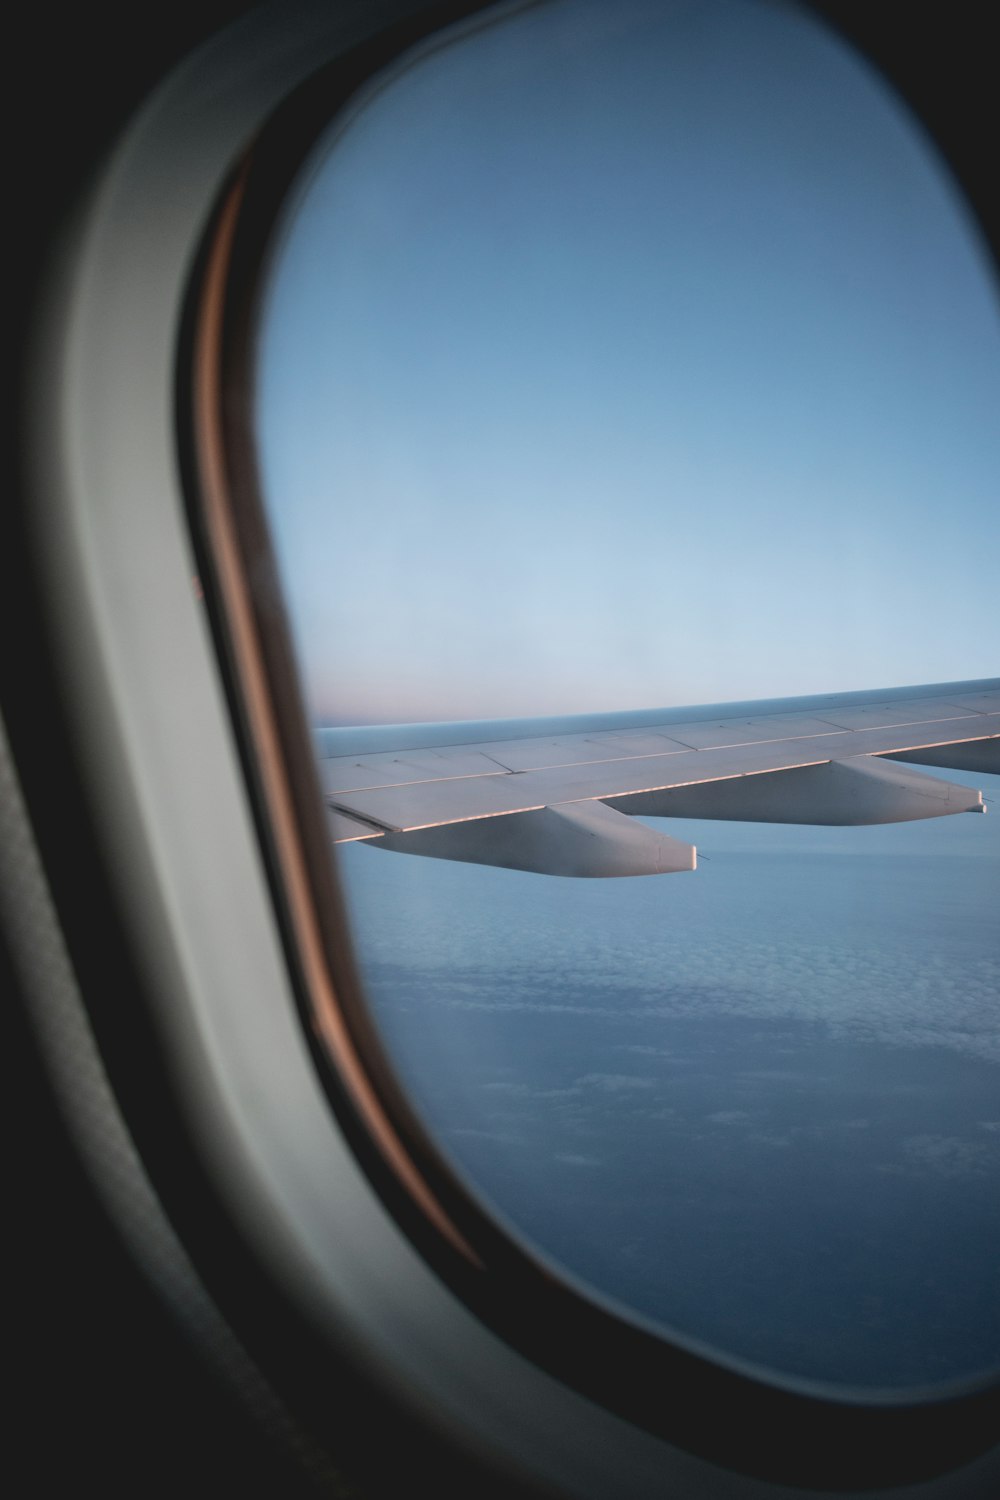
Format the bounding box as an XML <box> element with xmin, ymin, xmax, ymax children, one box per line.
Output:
<box><xmin>256</xmin><ymin>0</ymin><xmax>999</xmax><ymax>727</ymax></box>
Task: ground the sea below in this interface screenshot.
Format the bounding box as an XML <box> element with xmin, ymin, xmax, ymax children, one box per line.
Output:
<box><xmin>336</xmin><ymin>776</ymin><xmax>1000</xmax><ymax>1391</ymax></box>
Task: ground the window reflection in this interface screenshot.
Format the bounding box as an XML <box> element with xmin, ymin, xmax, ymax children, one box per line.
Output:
<box><xmin>256</xmin><ymin>0</ymin><xmax>1000</xmax><ymax>1386</ymax></box>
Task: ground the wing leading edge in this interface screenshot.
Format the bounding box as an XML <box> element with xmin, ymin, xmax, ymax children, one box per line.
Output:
<box><xmin>317</xmin><ymin>679</ymin><xmax>998</xmax><ymax>877</ymax></box>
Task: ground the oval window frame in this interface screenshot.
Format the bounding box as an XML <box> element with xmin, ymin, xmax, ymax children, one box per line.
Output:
<box><xmin>180</xmin><ymin>0</ymin><xmax>1000</xmax><ymax>1486</ymax></box>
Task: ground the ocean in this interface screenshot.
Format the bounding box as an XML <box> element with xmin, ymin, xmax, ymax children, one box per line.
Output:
<box><xmin>335</xmin><ymin>786</ymin><xmax>1000</xmax><ymax>1390</ymax></box>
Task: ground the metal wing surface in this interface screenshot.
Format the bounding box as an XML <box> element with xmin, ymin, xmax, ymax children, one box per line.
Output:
<box><xmin>316</xmin><ymin>678</ymin><xmax>999</xmax><ymax>877</ymax></box>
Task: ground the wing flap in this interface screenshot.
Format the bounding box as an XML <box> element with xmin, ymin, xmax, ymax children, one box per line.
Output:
<box><xmin>609</xmin><ymin>756</ymin><xmax>984</xmax><ymax>825</ymax></box>
<box><xmin>378</xmin><ymin>799</ymin><xmax>696</xmax><ymax>877</ymax></box>
<box><xmin>883</xmin><ymin>740</ymin><xmax>1000</xmax><ymax>776</ymax></box>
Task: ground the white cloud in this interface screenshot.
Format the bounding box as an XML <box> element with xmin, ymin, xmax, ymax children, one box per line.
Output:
<box><xmin>894</xmin><ymin>1134</ymin><xmax>994</xmax><ymax>1178</ymax></box>
<box><xmin>574</xmin><ymin>1073</ymin><xmax>656</xmax><ymax>1092</ymax></box>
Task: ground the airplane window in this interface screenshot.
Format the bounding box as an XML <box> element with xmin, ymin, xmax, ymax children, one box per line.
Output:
<box><xmin>252</xmin><ymin>0</ymin><xmax>1000</xmax><ymax>1391</ymax></box>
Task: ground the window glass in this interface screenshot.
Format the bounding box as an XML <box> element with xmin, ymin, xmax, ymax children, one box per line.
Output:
<box><xmin>256</xmin><ymin>0</ymin><xmax>1000</xmax><ymax>1387</ymax></box>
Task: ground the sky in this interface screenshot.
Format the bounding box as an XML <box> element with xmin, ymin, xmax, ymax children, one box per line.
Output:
<box><xmin>255</xmin><ymin>0</ymin><xmax>999</xmax><ymax>728</ymax></box>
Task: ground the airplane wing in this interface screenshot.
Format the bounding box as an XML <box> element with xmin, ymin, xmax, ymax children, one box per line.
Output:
<box><xmin>314</xmin><ymin>678</ymin><xmax>999</xmax><ymax>877</ymax></box>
